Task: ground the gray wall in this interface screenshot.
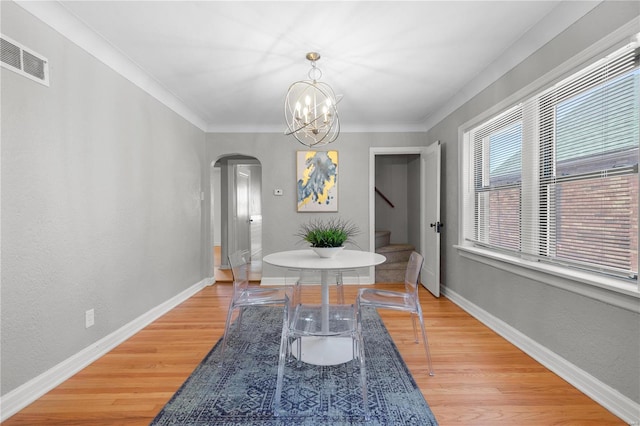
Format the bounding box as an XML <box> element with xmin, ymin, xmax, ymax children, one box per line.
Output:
<box><xmin>1</xmin><ymin>2</ymin><xmax>206</xmax><ymax>395</ymax></box>
<box><xmin>204</xmin><ymin>133</ymin><xmax>428</xmax><ymax>278</ymax></box>
<box><xmin>428</xmin><ymin>1</ymin><xmax>640</xmax><ymax>403</ymax></box>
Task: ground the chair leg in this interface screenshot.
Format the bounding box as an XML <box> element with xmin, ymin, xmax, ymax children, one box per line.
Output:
<box><xmin>335</xmin><ymin>270</ymin><xmax>359</xmax><ymax>304</ymax></box>
<box><xmin>416</xmin><ymin>311</ymin><xmax>435</xmax><ymax>376</ymax></box>
<box><xmin>355</xmin><ymin>300</ymin><xmax>369</xmax><ymax>420</ymax></box>
<box><xmin>411</xmin><ymin>313</ymin><xmax>419</xmax><ymax>343</ymax></box>
<box><xmin>295</xmin><ymin>336</ymin><xmax>303</xmax><ymax>367</ymax></box>
<box><xmin>293</xmin><ymin>281</ymin><xmax>301</xmax><ymax>307</ymax></box>
<box><xmin>287</xmin><ymin>269</ymin><xmax>303</xmax><ymax>307</ymax></box>
<box><xmin>274</xmin><ymin>321</ymin><xmax>289</xmax><ymax>416</ymax></box>
<box><xmin>355</xmin><ymin>326</ymin><xmax>369</xmax><ymax>419</ymax></box>
<box><xmin>274</xmin><ymin>300</ymin><xmax>293</xmax><ymax>416</ymax></box>
<box><xmin>219</xmin><ymin>305</ymin><xmax>236</xmax><ymax>363</ymax></box>
<box><xmin>236</xmin><ymin>306</ymin><xmax>244</xmax><ymax>330</ymax></box>
<box><xmin>336</xmin><ymin>272</ymin><xmax>345</xmax><ymax>304</ymax></box>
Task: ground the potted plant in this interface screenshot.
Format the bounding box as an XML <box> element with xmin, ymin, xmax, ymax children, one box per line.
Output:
<box><xmin>297</xmin><ymin>217</ymin><xmax>360</xmax><ymax>257</ymax></box>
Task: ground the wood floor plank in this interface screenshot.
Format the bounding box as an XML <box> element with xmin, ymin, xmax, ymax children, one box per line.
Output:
<box><xmin>3</xmin><ymin>283</ymin><xmax>625</xmax><ymax>425</ymax></box>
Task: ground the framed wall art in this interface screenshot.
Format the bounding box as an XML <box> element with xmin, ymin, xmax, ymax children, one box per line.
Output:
<box><xmin>296</xmin><ymin>150</ymin><xmax>338</xmax><ymax>212</ymax></box>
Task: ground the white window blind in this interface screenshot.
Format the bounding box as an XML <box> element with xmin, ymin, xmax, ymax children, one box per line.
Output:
<box><xmin>465</xmin><ymin>39</ymin><xmax>639</xmax><ymax>281</ymax></box>
<box><xmin>471</xmin><ymin>106</ymin><xmax>523</xmax><ymax>252</ymax></box>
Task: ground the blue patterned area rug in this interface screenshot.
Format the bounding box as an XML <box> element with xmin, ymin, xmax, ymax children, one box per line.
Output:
<box><xmin>151</xmin><ymin>305</ymin><xmax>438</xmax><ymax>425</ymax></box>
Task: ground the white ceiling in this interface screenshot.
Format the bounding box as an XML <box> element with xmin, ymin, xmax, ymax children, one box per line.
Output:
<box><xmin>23</xmin><ymin>1</ymin><xmax>600</xmax><ymax>133</ymax></box>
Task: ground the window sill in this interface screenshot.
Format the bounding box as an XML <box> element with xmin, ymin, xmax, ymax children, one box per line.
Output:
<box><xmin>454</xmin><ymin>245</ymin><xmax>640</xmax><ymax>313</ymax></box>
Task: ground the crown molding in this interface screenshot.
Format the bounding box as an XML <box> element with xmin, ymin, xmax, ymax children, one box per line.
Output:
<box><xmin>14</xmin><ymin>1</ymin><xmax>605</xmax><ymax>135</ymax></box>
<box><xmin>15</xmin><ymin>0</ymin><xmax>208</xmax><ymax>131</ymax></box>
<box><xmin>423</xmin><ymin>1</ymin><xmax>602</xmax><ymax>131</ymax></box>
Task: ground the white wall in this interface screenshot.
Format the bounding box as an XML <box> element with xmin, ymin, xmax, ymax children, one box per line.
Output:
<box><xmin>1</xmin><ymin>2</ymin><xmax>206</xmax><ymax>395</ymax></box>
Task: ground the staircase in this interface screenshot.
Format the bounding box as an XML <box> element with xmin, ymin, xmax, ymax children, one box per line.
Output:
<box><xmin>374</xmin><ymin>231</ymin><xmax>414</xmax><ymax>283</ymax></box>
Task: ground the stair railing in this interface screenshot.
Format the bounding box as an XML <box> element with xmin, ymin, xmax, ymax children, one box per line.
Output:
<box><xmin>375</xmin><ymin>187</ymin><xmax>395</xmax><ymax>208</ymax></box>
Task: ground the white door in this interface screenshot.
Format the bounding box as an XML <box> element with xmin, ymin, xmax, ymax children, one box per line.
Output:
<box><xmin>235</xmin><ymin>167</ymin><xmax>251</xmax><ymax>259</ymax></box>
<box><xmin>422</xmin><ymin>141</ymin><xmax>441</xmax><ymax>297</ymax></box>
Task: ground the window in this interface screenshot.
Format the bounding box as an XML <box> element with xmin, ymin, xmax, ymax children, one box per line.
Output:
<box><xmin>471</xmin><ymin>107</ymin><xmax>523</xmax><ymax>252</ymax></box>
<box><xmin>463</xmin><ymin>39</ymin><xmax>639</xmax><ymax>285</ymax></box>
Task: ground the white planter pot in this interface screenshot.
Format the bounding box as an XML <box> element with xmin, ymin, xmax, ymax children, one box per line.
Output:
<box><xmin>311</xmin><ymin>246</ymin><xmax>344</xmax><ymax>258</ymax></box>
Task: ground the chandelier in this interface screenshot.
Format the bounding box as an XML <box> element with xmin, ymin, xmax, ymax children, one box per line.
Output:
<box><xmin>284</xmin><ymin>52</ymin><xmax>340</xmax><ymax>147</ymax></box>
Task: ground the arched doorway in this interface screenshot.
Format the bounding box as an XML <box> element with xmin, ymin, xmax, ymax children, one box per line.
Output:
<box><xmin>211</xmin><ymin>155</ymin><xmax>262</xmax><ymax>281</ymax></box>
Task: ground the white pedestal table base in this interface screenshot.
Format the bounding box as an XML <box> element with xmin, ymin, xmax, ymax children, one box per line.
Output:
<box><xmin>291</xmin><ymin>336</ymin><xmax>354</xmax><ymax>366</ymax></box>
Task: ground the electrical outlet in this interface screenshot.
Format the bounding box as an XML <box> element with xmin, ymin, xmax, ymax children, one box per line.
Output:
<box><xmin>85</xmin><ymin>309</ymin><xmax>95</xmax><ymax>328</ymax></box>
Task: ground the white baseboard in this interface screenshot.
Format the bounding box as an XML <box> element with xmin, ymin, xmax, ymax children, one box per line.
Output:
<box><xmin>442</xmin><ymin>286</ymin><xmax>640</xmax><ymax>425</ymax></box>
<box><xmin>0</xmin><ymin>277</ymin><xmax>214</xmax><ymax>422</ymax></box>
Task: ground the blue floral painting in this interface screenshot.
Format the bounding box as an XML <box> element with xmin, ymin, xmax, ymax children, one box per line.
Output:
<box><xmin>297</xmin><ymin>151</ymin><xmax>338</xmax><ymax>212</ymax></box>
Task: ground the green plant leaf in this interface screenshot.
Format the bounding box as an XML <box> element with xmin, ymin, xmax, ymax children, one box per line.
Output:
<box><xmin>296</xmin><ymin>217</ymin><xmax>360</xmax><ymax>248</ymax></box>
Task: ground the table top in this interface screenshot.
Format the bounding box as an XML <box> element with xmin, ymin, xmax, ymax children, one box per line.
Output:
<box><xmin>263</xmin><ymin>249</ymin><xmax>386</xmax><ymax>270</ymax></box>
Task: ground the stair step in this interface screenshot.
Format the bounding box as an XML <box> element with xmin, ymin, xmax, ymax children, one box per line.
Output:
<box><xmin>375</xmin><ymin>261</ymin><xmax>407</xmax><ymax>283</ymax></box>
<box><xmin>376</xmin><ymin>244</ymin><xmax>414</xmax><ymax>263</ymax></box>
<box><xmin>375</xmin><ymin>247</ymin><xmax>413</xmax><ymax>283</ymax></box>
<box><xmin>376</xmin><ymin>243</ymin><xmax>414</xmax><ymax>254</ymax></box>
<box><xmin>375</xmin><ymin>230</ymin><xmax>390</xmax><ymax>249</ymax></box>
<box><xmin>376</xmin><ymin>260</ymin><xmax>408</xmax><ymax>270</ymax></box>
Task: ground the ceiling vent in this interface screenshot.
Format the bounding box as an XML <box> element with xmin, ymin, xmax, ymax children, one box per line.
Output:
<box><xmin>1</xmin><ymin>34</ymin><xmax>49</xmax><ymax>86</ymax></box>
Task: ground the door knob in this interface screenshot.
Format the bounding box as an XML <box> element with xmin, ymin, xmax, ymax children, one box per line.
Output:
<box><xmin>429</xmin><ymin>222</ymin><xmax>443</xmax><ymax>233</ymax></box>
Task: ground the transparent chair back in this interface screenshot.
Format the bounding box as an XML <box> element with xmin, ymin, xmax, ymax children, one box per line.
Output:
<box><xmin>218</xmin><ymin>250</ymin><xmax>290</xmax><ymax>362</ymax></box>
<box><xmin>357</xmin><ymin>251</ymin><xmax>434</xmax><ymax>375</ymax></box>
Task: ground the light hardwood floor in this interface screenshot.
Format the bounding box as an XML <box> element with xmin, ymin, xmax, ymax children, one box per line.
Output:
<box><xmin>213</xmin><ymin>246</ymin><xmax>261</xmax><ymax>282</ymax></box>
<box><xmin>3</xmin><ymin>283</ymin><xmax>625</xmax><ymax>425</ymax></box>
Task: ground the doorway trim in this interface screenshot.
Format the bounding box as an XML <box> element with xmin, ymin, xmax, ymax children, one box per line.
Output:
<box><xmin>369</xmin><ymin>146</ymin><xmax>428</xmax><ymax>283</ymax></box>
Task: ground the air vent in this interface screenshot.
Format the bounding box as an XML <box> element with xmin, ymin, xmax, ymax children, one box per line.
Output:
<box><xmin>1</xmin><ymin>34</ymin><xmax>49</xmax><ymax>86</ymax></box>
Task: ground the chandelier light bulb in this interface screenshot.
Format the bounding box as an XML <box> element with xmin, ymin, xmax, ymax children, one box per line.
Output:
<box><xmin>284</xmin><ymin>52</ymin><xmax>341</xmax><ymax>147</ymax></box>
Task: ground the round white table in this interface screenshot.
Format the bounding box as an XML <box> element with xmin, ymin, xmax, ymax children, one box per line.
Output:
<box><xmin>263</xmin><ymin>249</ymin><xmax>386</xmax><ymax>365</ymax></box>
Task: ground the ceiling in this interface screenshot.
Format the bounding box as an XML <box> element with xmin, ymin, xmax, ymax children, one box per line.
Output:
<box><xmin>27</xmin><ymin>1</ymin><xmax>600</xmax><ymax>133</ymax></box>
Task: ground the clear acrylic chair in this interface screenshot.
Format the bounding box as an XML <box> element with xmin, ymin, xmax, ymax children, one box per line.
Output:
<box><xmin>357</xmin><ymin>251</ymin><xmax>434</xmax><ymax>376</ymax></box>
<box><xmin>219</xmin><ymin>250</ymin><xmax>291</xmax><ymax>362</ymax></box>
<box><xmin>286</xmin><ymin>268</ymin><xmax>358</xmax><ymax>304</ymax></box>
<box><xmin>274</xmin><ymin>303</ymin><xmax>368</xmax><ymax>420</ymax></box>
